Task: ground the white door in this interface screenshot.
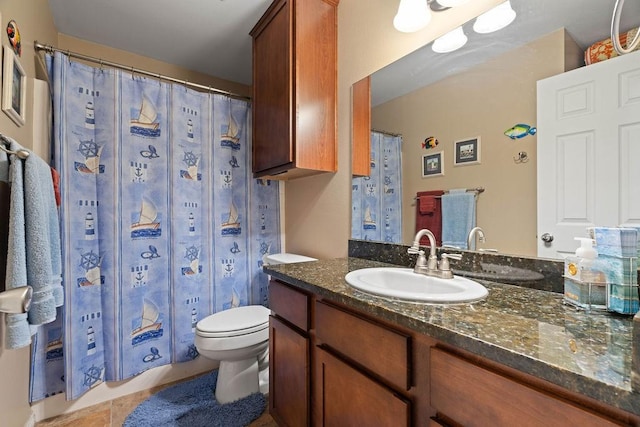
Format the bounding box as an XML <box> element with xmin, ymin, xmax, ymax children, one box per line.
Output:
<box><xmin>537</xmin><ymin>50</ymin><xmax>640</xmax><ymax>258</ymax></box>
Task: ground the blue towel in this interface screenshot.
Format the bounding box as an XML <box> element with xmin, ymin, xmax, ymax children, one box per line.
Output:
<box><xmin>441</xmin><ymin>189</ymin><xmax>476</xmax><ymax>250</ymax></box>
<box><xmin>2</xmin><ymin>137</ymin><xmax>62</xmax><ymax>349</ymax></box>
<box><xmin>2</xmin><ymin>144</ymin><xmax>31</xmax><ymax>348</ymax></box>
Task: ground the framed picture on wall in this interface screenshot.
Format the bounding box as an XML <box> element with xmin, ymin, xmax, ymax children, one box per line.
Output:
<box><xmin>454</xmin><ymin>137</ymin><xmax>481</xmax><ymax>166</ymax></box>
<box><xmin>422</xmin><ymin>151</ymin><xmax>443</xmax><ymax>178</ymax></box>
<box><xmin>2</xmin><ymin>44</ymin><xmax>26</xmax><ymax>127</ymax></box>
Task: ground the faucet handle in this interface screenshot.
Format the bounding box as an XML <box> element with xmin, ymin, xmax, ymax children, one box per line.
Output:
<box><xmin>407</xmin><ymin>245</ymin><xmax>422</xmax><ymax>255</ymax></box>
<box><xmin>439</xmin><ymin>253</ymin><xmax>462</xmax><ymax>272</ymax></box>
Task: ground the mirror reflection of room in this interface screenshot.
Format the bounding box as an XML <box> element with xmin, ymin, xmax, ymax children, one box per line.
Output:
<box><xmin>352</xmin><ymin>0</ymin><xmax>640</xmax><ymax>258</ymax></box>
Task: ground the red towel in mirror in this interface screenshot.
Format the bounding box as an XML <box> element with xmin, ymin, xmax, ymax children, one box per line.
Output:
<box><xmin>415</xmin><ymin>190</ymin><xmax>444</xmax><ymax>246</ymax></box>
<box><xmin>419</xmin><ymin>196</ymin><xmax>436</xmax><ymax>214</ymax></box>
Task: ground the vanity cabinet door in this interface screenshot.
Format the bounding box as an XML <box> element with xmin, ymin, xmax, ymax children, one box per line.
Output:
<box><xmin>269</xmin><ymin>315</ymin><xmax>309</xmax><ymax>427</ymax></box>
<box><xmin>268</xmin><ymin>280</ymin><xmax>311</xmax><ymax>426</ymax></box>
<box><xmin>315</xmin><ymin>346</ymin><xmax>411</xmax><ymax>427</ymax></box>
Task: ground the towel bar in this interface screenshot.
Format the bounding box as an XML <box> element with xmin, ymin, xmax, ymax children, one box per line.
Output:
<box><xmin>415</xmin><ymin>187</ymin><xmax>484</xmax><ymax>200</ymax></box>
<box><xmin>0</xmin><ymin>134</ymin><xmax>30</xmax><ymax>159</ymax></box>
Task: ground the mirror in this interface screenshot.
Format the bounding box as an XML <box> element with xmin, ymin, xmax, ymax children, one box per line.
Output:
<box><xmin>353</xmin><ymin>0</ymin><xmax>640</xmax><ymax>258</ymax></box>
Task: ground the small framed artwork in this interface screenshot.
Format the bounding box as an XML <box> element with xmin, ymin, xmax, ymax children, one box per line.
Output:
<box><xmin>2</xmin><ymin>44</ymin><xmax>26</xmax><ymax>127</ymax></box>
<box><xmin>454</xmin><ymin>137</ymin><xmax>481</xmax><ymax>166</ymax></box>
<box><xmin>422</xmin><ymin>151</ymin><xmax>444</xmax><ymax>178</ymax></box>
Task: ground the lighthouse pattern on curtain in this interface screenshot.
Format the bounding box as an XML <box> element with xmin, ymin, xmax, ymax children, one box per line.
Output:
<box><xmin>29</xmin><ymin>52</ymin><xmax>281</xmax><ymax>402</ymax></box>
<box><xmin>352</xmin><ymin>131</ymin><xmax>402</xmax><ymax>243</ymax></box>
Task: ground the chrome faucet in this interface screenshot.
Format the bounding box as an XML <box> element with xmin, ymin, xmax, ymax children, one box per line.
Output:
<box><xmin>467</xmin><ymin>226</ymin><xmax>486</xmax><ymax>250</ymax></box>
<box><xmin>408</xmin><ymin>229</ymin><xmax>462</xmax><ymax>279</ymax></box>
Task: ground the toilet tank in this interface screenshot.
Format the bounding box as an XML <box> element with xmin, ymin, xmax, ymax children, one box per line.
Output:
<box><xmin>263</xmin><ymin>253</ymin><xmax>317</xmax><ymax>265</ymax></box>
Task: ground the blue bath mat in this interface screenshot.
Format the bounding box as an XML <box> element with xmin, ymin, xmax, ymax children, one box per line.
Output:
<box><xmin>123</xmin><ymin>370</ymin><xmax>266</xmax><ymax>426</ymax></box>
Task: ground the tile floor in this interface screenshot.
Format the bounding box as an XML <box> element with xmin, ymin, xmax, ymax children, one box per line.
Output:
<box><xmin>35</xmin><ymin>376</ymin><xmax>277</xmax><ymax>427</ymax></box>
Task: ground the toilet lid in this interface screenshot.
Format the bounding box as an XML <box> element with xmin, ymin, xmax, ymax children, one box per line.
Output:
<box><xmin>263</xmin><ymin>253</ymin><xmax>317</xmax><ymax>265</ymax></box>
<box><xmin>196</xmin><ymin>305</ymin><xmax>270</xmax><ymax>338</ymax></box>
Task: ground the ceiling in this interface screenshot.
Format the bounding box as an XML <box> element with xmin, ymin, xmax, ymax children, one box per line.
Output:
<box><xmin>47</xmin><ymin>0</ymin><xmax>640</xmax><ymax>96</ymax></box>
<box><xmin>47</xmin><ymin>0</ymin><xmax>272</xmax><ymax>86</ymax></box>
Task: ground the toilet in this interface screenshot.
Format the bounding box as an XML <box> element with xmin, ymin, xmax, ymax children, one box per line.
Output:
<box><xmin>194</xmin><ymin>253</ymin><xmax>316</xmax><ymax>404</ymax></box>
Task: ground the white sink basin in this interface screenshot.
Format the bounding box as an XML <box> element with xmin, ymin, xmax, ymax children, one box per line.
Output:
<box><xmin>345</xmin><ymin>267</ymin><xmax>488</xmax><ymax>304</ymax></box>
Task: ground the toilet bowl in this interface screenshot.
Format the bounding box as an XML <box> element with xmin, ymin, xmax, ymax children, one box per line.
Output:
<box><xmin>195</xmin><ymin>253</ymin><xmax>316</xmax><ymax>404</ymax></box>
<box><xmin>195</xmin><ymin>305</ymin><xmax>270</xmax><ymax>404</ymax></box>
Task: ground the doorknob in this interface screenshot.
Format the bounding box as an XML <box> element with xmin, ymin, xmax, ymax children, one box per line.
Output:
<box><xmin>541</xmin><ymin>233</ymin><xmax>554</xmax><ymax>243</ymax></box>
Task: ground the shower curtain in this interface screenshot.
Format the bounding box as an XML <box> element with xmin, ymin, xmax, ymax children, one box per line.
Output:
<box><xmin>351</xmin><ymin>131</ymin><xmax>402</xmax><ymax>243</ymax></box>
<box><xmin>29</xmin><ymin>52</ymin><xmax>281</xmax><ymax>402</ymax></box>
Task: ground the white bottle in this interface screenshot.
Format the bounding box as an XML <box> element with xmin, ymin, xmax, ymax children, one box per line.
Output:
<box><xmin>574</xmin><ymin>237</ymin><xmax>597</xmax><ymax>281</ymax></box>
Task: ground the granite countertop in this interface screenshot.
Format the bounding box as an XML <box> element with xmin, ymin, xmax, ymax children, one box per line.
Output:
<box><xmin>264</xmin><ymin>257</ymin><xmax>640</xmax><ymax>416</ymax></box>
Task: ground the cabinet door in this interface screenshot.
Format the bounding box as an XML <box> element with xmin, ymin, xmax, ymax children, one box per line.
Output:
<box><xmin>269</xmin><ymin>315</ymin><xmax>309</xmax><ymax>427</ymax></box>
<box><xmin>252</xmin><ymin>0</ymin><xmax>293</xmax><ymax>174</ymax></box>
<box><xmin>314</xmin><ymin>346</ymin><xmax>411</xmax><ymax>427</ymax></box>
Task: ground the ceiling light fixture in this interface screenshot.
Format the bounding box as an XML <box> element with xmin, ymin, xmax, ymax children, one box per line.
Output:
<box><xmin>436</xmin><ymin>0</ymin><xmax>470</xmax><ymax>7</ymax></box>
<box><xmin>393</xmin><ymin>0</ymin><xmax>432</xmax><ymax>33</ymax></box>
<box><xmin>473</xmin><ymin>1</ymin><xmax>516</xmax><ymax>34</ymax></box>
<box><xmin>432</xmin><ymin>26</ymin><xmax>468</xmax><ymax>53</ymax></box>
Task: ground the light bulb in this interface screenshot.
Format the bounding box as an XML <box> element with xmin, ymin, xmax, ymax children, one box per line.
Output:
<box><xmin>437</xmin><ymin>0</ymin><xmax>470</xmax><ymax>7</ymax></box>
<box><xmin>473</xmin><ymin>1</ymin><xmax>516</xmax><ymax>34</ymax></box>
<box><xmin>393</xmin><ymin>0</ymin><xmax>431</xmax><ymax>33</ymax></box>
<box><xmin>432</xmin><ymin>26</ymin><xmax>468</xmax><ymax>53</ymax></box>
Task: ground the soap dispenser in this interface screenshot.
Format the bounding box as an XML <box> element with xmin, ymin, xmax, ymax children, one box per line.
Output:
<box><xmin>575</xmin><ymin>237</ymin><xmax>597</xmax><ymax>276</ymax></box>
<box><xmin>564</xmin><ymin>238</ymin><xmax>605</xmax><ymax>310</ymax></box>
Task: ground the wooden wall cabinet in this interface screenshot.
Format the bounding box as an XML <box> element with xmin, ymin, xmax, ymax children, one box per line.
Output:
<box><xmin>250</xmin><ymin>0</ymin><xmax>339</xmax><ymax>180</ymax></box>
<box><xmin>268</xmin><ymin>278</ymin><xmax>638</xmax><ymax>426</ymax></box>
<box><xmin>352</xmin><ymin>76</ymin><xmax>371</xmax><ymax>177</ymax></box>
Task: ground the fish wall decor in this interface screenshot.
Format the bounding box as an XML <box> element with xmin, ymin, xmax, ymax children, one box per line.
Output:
<box><xmin>504</xmin><ymin>124</ymin><xmax>537</xmax><ymax>140</ymax></box>
<box><xmin>422</xmin><ymin>136</ymin><xmax>439</xmax><ymax>149</ymax></box>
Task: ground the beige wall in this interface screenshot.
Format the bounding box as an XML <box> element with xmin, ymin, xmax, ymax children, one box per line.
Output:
<box><xmin>372</xmin><ymin>29</ymin><xmax>582</xmax><ymax>256</ymax></box>
<box><xmin>285</xmin><ymin>0</ymin><xmax>504</xmax><ymax>260</ymax></box>
<box><xmin>57</xmin><ymin>34</ymin><xmax>251</xmax><ymax>98</ymax></box>
<box><xmin>0</xmin><ymin>1</ymin><xmax>58</xmax><ymax>424</ymax></box>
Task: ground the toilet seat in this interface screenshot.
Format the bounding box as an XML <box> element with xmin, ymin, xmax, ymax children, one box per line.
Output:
<box><xmin>196</xmin><ymin>305</ymin><xmax>270</xmax><ymax>338</ymax></box>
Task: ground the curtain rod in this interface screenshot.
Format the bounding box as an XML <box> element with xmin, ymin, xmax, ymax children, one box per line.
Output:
<box><xmin>34</xmin><ymin>41</ymin><xmax>251</xmax><ymax>101</ymax></box>
<box><xmin>371</xmin><ymin>128</ymin><xmax>402</xmax><ymax>137</ymax></box>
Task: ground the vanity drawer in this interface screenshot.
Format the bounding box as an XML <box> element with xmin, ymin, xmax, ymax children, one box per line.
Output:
<box><xmin>315</xmin><ymin>300</ymin><xmax>411</xmax><ymax>390</ymax></box>
<box><xmin>269</xmin><ymin>279</ymin><xmax>310</xmax><ymax>331</ymax></box>
<box><xmin>430</xmin><ymin>347</ymin><xmax>621</xmax><ymax>427</ymax></box>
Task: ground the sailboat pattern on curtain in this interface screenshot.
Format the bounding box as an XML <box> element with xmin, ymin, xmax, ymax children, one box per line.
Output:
<box><xmin>29</xmin><ymin>52</ymin><xmax>281</xmax><ymax>402</ymax></box>
<box><xmin>351</xmin><ymin>131</ymin><xmax>402</xmax><ymax>243</ymax></box>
